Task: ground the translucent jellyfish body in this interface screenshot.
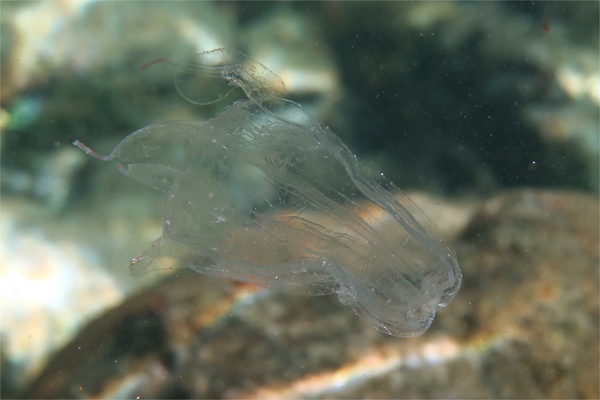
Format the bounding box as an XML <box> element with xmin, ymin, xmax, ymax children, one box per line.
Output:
<box><xmin>75</xmin><ymin>48</ymin><xmax>461</xmax><ymax>337</ymax></box>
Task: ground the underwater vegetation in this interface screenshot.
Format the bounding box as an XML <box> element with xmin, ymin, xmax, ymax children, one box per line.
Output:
<box><xmin>75</xmin><ymin>48</ymin><xmax>461</xmax><ymax>337</ymax></box>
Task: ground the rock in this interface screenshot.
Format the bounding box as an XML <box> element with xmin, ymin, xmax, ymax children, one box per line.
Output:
<box><xmin>0</xmin><ymin>199</ymin><xmax>123</xmax><ymax>391</ymax></box>
<box><xmin>21</xmin><ymin>190</ymin><xmax>598</xmax><ymax>399</ymax></box>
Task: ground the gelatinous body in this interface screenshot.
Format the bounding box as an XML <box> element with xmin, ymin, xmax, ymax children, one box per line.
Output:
<box><xmin>75</xmin><ymin>48</ymin><xmax>461</xmax><ymax>337</ymax></box>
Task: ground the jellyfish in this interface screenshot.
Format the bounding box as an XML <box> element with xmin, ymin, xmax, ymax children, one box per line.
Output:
<box><xmin>75</xmin><ymin>48</ymin><xmax>461</xmax><ymax>337</ymax></box>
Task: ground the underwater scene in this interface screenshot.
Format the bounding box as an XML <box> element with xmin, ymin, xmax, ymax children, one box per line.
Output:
<box><xmin>1</xmin><ymin>1</ymin><xmax>598</xmax><ymax>398</ymax></box>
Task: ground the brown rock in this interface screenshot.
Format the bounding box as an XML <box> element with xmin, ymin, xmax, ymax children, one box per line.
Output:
<box><xmin>23</xmin><ymin>190</ymin><xmax>599</xmax><ymax>399</ymax></box>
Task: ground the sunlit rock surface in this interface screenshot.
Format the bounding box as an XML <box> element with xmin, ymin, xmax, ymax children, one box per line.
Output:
<box><xmin>0</xmin><ymin>199</ymin><xmax>123</xmax><ymax>391</ymax></box>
